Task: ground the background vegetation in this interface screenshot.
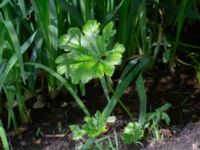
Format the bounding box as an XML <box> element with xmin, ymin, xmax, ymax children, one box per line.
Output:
<box><xmin>0</xmin><ymin>0</ymin><xmax>200</xmax><ymax>149</ymax></box>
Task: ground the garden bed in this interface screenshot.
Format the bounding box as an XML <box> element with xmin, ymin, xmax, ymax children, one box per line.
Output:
<box><xmin>7</xmin><ymin>64</ymin><xmax>200</xmax><ymax>150</ymax></box>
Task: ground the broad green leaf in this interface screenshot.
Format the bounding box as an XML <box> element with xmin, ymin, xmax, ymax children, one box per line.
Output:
<box><xmin>83</xmin><ymin>111</ymin><xmax>107</xmax><ymax>137</ymax></box>
<box><xmin>58</xmin><ymin>28</ymin><xmax>84</xmax><ymax>52</ymax></box>
<box><xmin>56</xmin><ymin>20</ymin><xmax>125</xmax><ymax>84</ymax></box>
<box><xmin>123</xmin><ymin>122</ymin><xmax>144</xmax><ymax>144</ymax></box>
<box><xmin>70</xmin><ymin>125</ymin><xmax>85</xmax><ymax>140</ymax></box>
<box><xmin>82</xmin><ymin>20</ymin><xmax>100</xmax><ymax>36</ymax></box>
<box><xmin>102</xmin><ymin>21</ymin><xmax>116</xmax><ymax>45</ymax></box>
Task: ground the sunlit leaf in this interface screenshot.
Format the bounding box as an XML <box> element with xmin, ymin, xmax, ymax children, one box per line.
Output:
<box><xmin>123</xmin><ymin>122</ymin><xmax>144</xmax><ymax>144</ymax></box>
<box><xmin>83</xmin><ymin>111</ymin><xmax>107</xmax><ymax>137</ymax></box>
<box><xmin>56</xmin><ymin>20</ymin><xmax>125</xmax><ymax>84</ymax></box>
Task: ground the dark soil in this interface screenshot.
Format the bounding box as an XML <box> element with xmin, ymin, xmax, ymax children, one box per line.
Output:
<box><xmin>5</xmin><ymin>64</ymin><xmax>200</xmax><ymax>150</ymax></box>
<box><xmin>142</xmin><ymin>121</ymin><xmax>200</xmax><ymax>150</ymax></box>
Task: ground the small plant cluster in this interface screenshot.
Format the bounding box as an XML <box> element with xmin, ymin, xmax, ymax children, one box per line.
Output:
<box><xmin>123</xmin><ymin>122</ymin><xmax>144</xmax><ymax>144</ymax></box>
<box><xmin>70</xmin><ymin>111</ymin><xmax>107</xmax><ymax>140</ymax></box>
<box><xmin>69</xmin><ymin>103</ymin><xmax>171</xmax><ymax>147</ymax></box>
<box><xmin>122</xmin><ymin>103</ymin><xmax>172</xmax><ymax>144</ymax></box>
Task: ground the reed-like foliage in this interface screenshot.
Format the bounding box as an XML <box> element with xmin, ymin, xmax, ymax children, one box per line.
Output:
<box><xmin>31</xmin><ymin>0</ymin><xmax>59</xmax><ymax>93</ymax></box>
<box><xmin>0</xmin><ymin>120</ymin><xmax>9</xmax><ymax>150</ymax></box>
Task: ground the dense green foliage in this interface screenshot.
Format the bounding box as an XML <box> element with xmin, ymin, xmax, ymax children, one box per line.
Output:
<box><xmin>56</xmin><ymin>20</ymin><xmax>124</xmax><ymax>84</ymax></box>
<box><xmin>123</xmin><ymin>122</ymin><xmax>144</xmax><ymax>144</ymax></box>
<box><xmin>0</xmin><ymin>0</ymin><xmax>199</xmax><ymax>149</ymax></box>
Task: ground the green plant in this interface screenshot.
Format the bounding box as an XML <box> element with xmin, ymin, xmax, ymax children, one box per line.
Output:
<box><xmin>83</xmin><ymin>111</ymin><xmax>107</xmax><ymax>137</ymax></box>
<box><xmin>70</xmin><ymin>125</ymin><xmax>86</xmax><ymax>141</ymax></box>
<box><xmin>25</xmin><ymin>62</ymin><xmax>90</xmax><ymax>116</ymax></box>
<box><xmin>123</xmin><ymin>122</ymin><xmax>144</xmax><ymax>144</ymax></box>
<box><xmin>117</xmin><ymin>0</ymin><xmax>148</xmax><ymax>57</ymax></box>
<box><xmin>56</xmin><ymin>20</ymin><xmax>124</xmax><ymax>84</ymax></box>
<box><xmin>94</xmin><ymin>130</ymin><xmax>119</xmax><ymax>150</ymax></box>
<box><xmin>36</xmin><ymin>127</ymin><xmax>41</xmax><ymax>137</ymax></box>
<box><xmin>0</xmin><ymin>120</ymin><xmax>9</xmax><ymax>150</ymax></box>
<box><xmin>31</xmin><ymin>0</ymin><xmax>58</xmax><ymax>93</ymax></box>
<box><xmin>0</xmin><ymin>7</ymin><xmax>37</xmax><ymax>128</ymax></box>
<box><xmin>145</xmin><ymin>103</ymin><xmax>172</xmax><ymax>141</ymax></box>
<box><xmin>82</xmin><ymin>55</ymin><xmax>154</xmax><ymax>149</ymax></box>
<box><xmin>0</xmin><ymin>1</ymin><xmax>198</xmax><ymax>149</ymax></box>
<box><xmin>189</xmin><ymin>54</ymin><xmax>200</xmax><ymax>83</ymax></box>
<box><xmin>57</xmin><ymin>121</ymin><xmax>64</xmax><ymax>133</ymax></box>
<box><xmin>70</xmin><ymin>111</ymin><xmax>107</xmax><ymax>140</ymax></box>
<box><xmin>171</xmin><ymin>0</ymin><xmax>190</xmax><ymax>62</ymax></box>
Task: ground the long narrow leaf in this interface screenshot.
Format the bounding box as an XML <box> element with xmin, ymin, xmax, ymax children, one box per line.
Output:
<box><xmin>31</xmin><ymin>0</ymin><xmax>58</xmax><ymax>90</ymax></box>
<box><xmin>0</xmin><ymin>20</ymin><xmax>26</xmax><ymax>83</ymax></box>
<box><xmin>57</xmin><ymin>0</ymin><xmax>84</xmax><ymax>26</ymax></box>
<box><xmin>25</xmin><ymin>62</ymin><xmax>90</xmax><ymax>116</ymax></box>
<box><xmin>0</xmin><ymin>32</ymin><xmax>37</xmax><ymax>92</ymax></box>
<box><xmin>172</xmin><ymin>0</ymin><xmax>190</xmax><ymax>59</ymax></box>
<box><xmin>0</xmin><ymin>0</ymin><xmax>9</xmax><ymax>8</ymax></box>
<box><xmin>81</xmin><ymin>55</ymin><xmax>153</xmax><ymax>149</ymax></box>
<box><xmin>104</xmin><ymin>56</ymin><xmax>153</xmax><ymax>117</ymax></box>
<box><xmin>3</xmin><ymin>86</ymin><xmax>17</xmax><ymax>129</ymax></box>
<box><xmin>0</xmin><ymin>120</ymin><xmax>9</xmax><ymax>150</ymax></box>
<box><xmin>102</xmin><ymin>0</ymin><xmax>125</xmax><ymax>27</ymax></box>
<box><xmin>136</xmin><ymin>74</ymin><xmax>147</xmax><ymax>125</ymax></box>
<box><xmin>18</xmin><ymin>0</ymin><xmax>26</xmax><ymax>17</ymax></box>
<box><xmin>138</xmin><ymin>0</ymin><xmax>147</xmax><ymax>54</ymax></box>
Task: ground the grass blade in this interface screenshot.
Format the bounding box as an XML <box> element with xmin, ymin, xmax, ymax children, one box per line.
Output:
<box><xmin>81</xmin><ymin>55</ymin><xmax>154</xmax><ymax>149</ymax></box>
<box><xmin>0</xmin><ymin>20</ymin><xmax>26</xmax><ymax>83</ymax></box>
<box><xmin>136</xmin><ymin>74</ymin><xmax>147</xmax><ymax>125</ymax></box>
<box><xmin>31</xmin><ymin>0</ymin><xmax>58</xmax><ymax>91</ymax></box>
<box><xmin>0</xmin><ymin>0</ymin><xmax>9</xmax><ymax>8</ymax></box>
<box><xmin>0</xmin><ymin>32</ymin><xmax>37</xmax><ymax>92</ymax></box>
<box><xmin>3</xmin><ymin>86</ymin><xmax>17</xmax><ymax>129</ymax></box>
<box><xmin>57</xmin><ymin>0</ymin><xmax>84</xmax><ymax>26</ymax></box>
<box><xmin>172</xmin><ymin>0</ymin><xmax>190</xmax><ymax>60</ymax></box>
<box><xmin>138</xmin><ymin>0</ymin><xmax>147</xmax><ymax>54</ymax></box>
<box><xmin>102</xmin><ymin>0</ymin><xmax>125</xmax><ymax>27</ymax></box>
<box><xmin>114</xmin><ymin>130</ymin><xmax>119</xmax><ymax>150</ymax></box>
<box><xmin>0</xmin><ymin>120</ymin><xmax>9</xmax><ymax>150</ymax></box>
<box><xmin>100</xmin><ymin>77</ymin><xmax>110</xmax><ymax>101</ymax></box>
<box><xmin>80</xmin><ymin>0</ymin><xmax>94</xmax><ymax>21</ymax></box>
<box><xmin>0</xmin><ymin>25</ymin><xmax>5</xmax><ymax>63</ymax></box>
<box><xmin>104</xmin><ymin>56</ymin><xmax>153</xmax><ymax>117</ymax></box>
<box><xmin>25</xmin><ymin>62</ymin><xmax>90</xmax><ymax>116</ymax></box>
<box><xmin>18</xmin><ymin>0</ymin><xmax>26</xmax><ymax>17</ymax></box>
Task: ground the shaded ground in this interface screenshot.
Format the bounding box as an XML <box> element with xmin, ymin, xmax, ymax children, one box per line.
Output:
<box><xmin>142</xmin><ymin>121</ymin><xmax>200</xmax><ymax>150</ymax></box>
<box><xmin>4</xmin><ymin>64</ymin><xmax>200</xmax><ymax>150</ymax></box>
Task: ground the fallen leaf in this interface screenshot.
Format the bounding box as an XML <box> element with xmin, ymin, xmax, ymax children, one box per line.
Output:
<box><xmin>34</xmin><ymin>138</ymin><xmax>41</xmax><ymax>145</ymax></box>
<box><xmin>61</xmin><ymin>102</ymin><xmax>68</xmax><ymax>107</ymax></box>
<box><xmin>33</xmin><ymin>101</ymin><xmax>46</xmax><ymax>109</ymax></box>
<box><xmin>107</xmin><ymin>116</ymin><xmax>116</xmax><ymax>123</ymax></box>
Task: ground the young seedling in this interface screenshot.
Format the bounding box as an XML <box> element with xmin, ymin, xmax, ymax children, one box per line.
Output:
<box><xmin>145</xmin><ymin>103</ymin><xmax>172</xmax><ymax>141</ymax></box>
<box><xmin>70</xmin><ymin>111</ymin><xmax>107</xmax><ymax>140</ymax></box>
<box><xmin>123</xmin><ymin>122</ymin><xmax>144</xmax><ymax>145</ymax></box>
